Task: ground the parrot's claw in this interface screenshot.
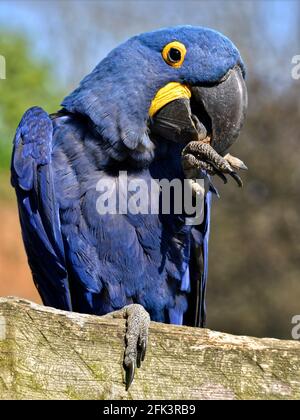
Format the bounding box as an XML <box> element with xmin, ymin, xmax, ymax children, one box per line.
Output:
<box><xmin>125</xmin><ymin>359</ymin><xmax>135</xmax><ymax>390</ymax></box>
<box><xmin>223</xmin><ymin>153</ymin><xmax>248</xmax><ymax>171</ymax></box>
<box><xmin>182</xmin><ymin>141</ymin><xmax>246</xmax><ymax>188</ymax></box>
<box><xmin>125</xmin><ymin>335</ymin><xmax>146</xmax><ymax>387</ymax></box>
<box><xmin>104</xmin><ymin>303</ymin><xmax>150</xmax><ymax>390</ymax></box>
<box><xmin>229</xmin><ymin>171</ymin><xmax>243</xmax><ymax>187</ymax></box>
<box><xmin>123</xmin><ymin>304</ymin><xmax>150</xmax><ymax>390</ymax></box>
<box><xmin>122</xmin><ymin>304</ymin><xmax>150</xmax><ymax>390</ymax></box>
<box><xmin>213</xmin><ymin>169</ymin><xmax>228</xmax><ymax>185</ymax></box>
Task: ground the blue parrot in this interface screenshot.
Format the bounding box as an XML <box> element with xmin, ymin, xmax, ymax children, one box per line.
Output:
<box><xmin>11</xmin><ymin>26</ymin><xmax>247</xmax><ymax>388</ymax></box>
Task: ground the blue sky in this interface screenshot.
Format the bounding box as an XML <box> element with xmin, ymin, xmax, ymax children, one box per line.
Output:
<box><xmin>0</xmin><ymin>0</ymin><xmax>299</xmax><ymax>89</ymax></box>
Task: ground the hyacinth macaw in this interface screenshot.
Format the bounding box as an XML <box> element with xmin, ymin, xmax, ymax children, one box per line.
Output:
<box><xmin>11</xmin><ymin>26</ymin><xmax>247</xmax><ymax>388</ymax></box>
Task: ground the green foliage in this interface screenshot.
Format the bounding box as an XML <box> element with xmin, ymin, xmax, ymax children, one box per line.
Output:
<box><xmin>0</xmin><ymin>32</ymin><xmax>65</xmax><ymax>171</ymax></box>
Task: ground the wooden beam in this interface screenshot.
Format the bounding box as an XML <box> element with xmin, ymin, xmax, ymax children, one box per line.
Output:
<box><xmin>0</xmin><ymin>297</ymin><xmax>299</xmax><ymax>400</ymax></box>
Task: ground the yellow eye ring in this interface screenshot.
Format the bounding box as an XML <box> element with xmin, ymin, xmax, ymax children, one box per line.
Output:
<box><xmin>162</xmin><ymin>41</ymin><xmax>186</xmax><ymax>68</ymax></box>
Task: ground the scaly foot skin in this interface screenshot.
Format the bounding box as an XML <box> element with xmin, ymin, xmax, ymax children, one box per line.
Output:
<box><xmin>105</xmin><ymin>304</ymin><xmax>150</xmax><ymax>390</ymax></box>
<box><xmin>182</xmin><ymin>141</ymin><xmax>247</xmax><ymax>187</ymax></box>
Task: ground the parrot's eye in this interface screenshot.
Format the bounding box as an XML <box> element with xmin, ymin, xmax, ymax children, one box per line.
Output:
<box><xmin>162</xmin><ymin>41</ymin><xmax>186</xmax><ymax>68</ymax></box>
<box><xmin>168</xmin><ymin>48</ymin><xmax>181</xmax><ymax>63</ymax></box>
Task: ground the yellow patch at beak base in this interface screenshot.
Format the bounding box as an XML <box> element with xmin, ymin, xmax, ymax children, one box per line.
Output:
<box><xmin>149</xmin><ymin>82</ymin><xmax>191</xmax><ymax>118</ymax></box>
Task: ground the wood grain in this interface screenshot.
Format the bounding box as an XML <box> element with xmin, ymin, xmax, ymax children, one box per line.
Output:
<box><xmin>0</xmin><ymin>297</ymin><xmax>299</xmax><ymax>400</ymax></box>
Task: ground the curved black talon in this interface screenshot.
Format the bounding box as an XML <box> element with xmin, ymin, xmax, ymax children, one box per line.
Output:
<box><xmin>136</xmin><ymin>355</ymin><xmax>142</xmax><ymax>369</ymax></box>
<box><xmin>182</xmin><ymin>141</ymin><xmax>246</xmax><ymax>188</ymax></box>
<box><xmin>141</xmin><ymin>340</ymin><xmax>147</xmax><ymax>362</ymax></box>
<box><xmin>137</xmin><ymin>339</ymin><xmax>147</xmax><ymax>368</ymax></box>
<box><xmin>125</xmin><ymin>360</ymin><xmax>136</xmax><ymax>391</ymax></box>
<box><xmin>214</xmin><ymin>169</ymin><xmax>228</xmax><ymax>184</ymax></box>
<box><xmin>122</xmin><ymin>304</ymin><xmax>150</xmax><ymax>390</ymax></box>
<box><xmin>230</xmin><ymin>171</ymin><xmax>243</xmax><ymax>188</ymax></box>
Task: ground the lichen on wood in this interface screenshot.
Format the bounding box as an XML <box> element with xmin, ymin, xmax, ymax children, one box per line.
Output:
<box><xmin>0</xmin><ymin>297</ymin><xmax>299</xmax><ymax>400</ymax></box>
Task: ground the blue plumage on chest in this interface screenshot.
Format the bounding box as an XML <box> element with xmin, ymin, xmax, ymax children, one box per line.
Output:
<box><xmin>51</xmin><ymin>117</ymin><xmax>198</xmax><ymax>322</ymax></box>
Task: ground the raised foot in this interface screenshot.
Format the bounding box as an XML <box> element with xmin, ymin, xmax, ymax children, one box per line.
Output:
<box><xmin>182</xmin><ymin>141</ymin><xmax>247</xmax><ymax>188</ymax></box>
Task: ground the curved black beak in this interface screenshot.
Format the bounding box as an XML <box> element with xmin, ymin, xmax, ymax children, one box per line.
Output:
<box><xmin>150</xmin><ymin>65</ymin><xmax>247</xmax><ymax>156</ymax></box>
<box><xmin>191</xmin><ymin>65</ymin><xmax>247</xmax><ymax>155</ymax></box>
<box><xmin>149</xmin><ymin>65</ymin><xmax>248</xmax><ymax>187</ymax></box>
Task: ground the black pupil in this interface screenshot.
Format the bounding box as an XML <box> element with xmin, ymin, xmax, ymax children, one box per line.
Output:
<box><xmin>168</xmin><ymin>48</ymin><xmax>181</xmax><ymax>62</ymax></box>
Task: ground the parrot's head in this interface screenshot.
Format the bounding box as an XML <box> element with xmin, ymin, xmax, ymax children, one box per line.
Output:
<box><xmin>62</xmin><ymin>25</ymin><xmax>247</xmax><ymax>165</ymax></box>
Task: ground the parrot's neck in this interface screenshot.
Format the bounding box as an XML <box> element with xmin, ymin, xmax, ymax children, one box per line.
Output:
<box><xmin>149</xmin><ymin>139</ymin><xmax>185</xmax><ymax>180</ymax></box>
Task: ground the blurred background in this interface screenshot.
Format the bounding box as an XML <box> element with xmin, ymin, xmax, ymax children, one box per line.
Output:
<box><xmin>0</xmin><ymin>0</ymin><xmax>299</xmax><ymax>339</ymax></box>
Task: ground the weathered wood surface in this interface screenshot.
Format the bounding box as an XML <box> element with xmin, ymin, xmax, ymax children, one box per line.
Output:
<box><xmin>0</xmin><ymin>297</ymin><xmax>299</xmax><ymax>400</ymax></box>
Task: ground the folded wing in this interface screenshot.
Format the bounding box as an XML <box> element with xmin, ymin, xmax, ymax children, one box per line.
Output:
<box><xmin>11</xmin><ymin>107</ymin><xmax>72</xmax><ymax>310</ymax></box>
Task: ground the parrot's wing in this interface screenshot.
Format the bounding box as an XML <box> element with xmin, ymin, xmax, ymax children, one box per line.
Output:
<box><xmin>187</xmin><ymin>190</ymin><xmax>212</xmax><ymax>327</ymax></box>
<box><xmin>11</xmin><ymin>107</ymin><xmax>72</xmax><ymax>310</ymax></box>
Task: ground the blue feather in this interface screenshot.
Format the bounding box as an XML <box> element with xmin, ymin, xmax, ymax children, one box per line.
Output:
<box><xmin>11</xmin><ymin>25</ymin><xmax>241</xmax><ymax>326</ymax></box>
<box><xmin>11</xmin><ymin>107</ymin><xmax>72</xmax><ymax>310</ymax></box>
